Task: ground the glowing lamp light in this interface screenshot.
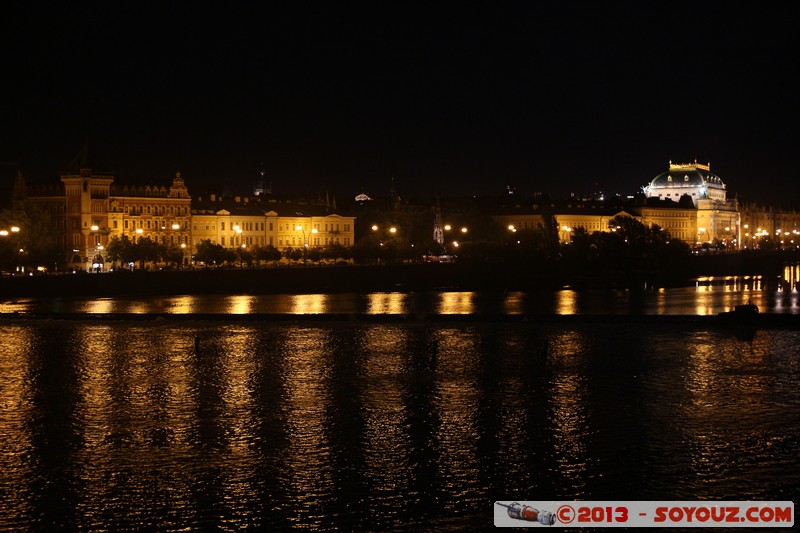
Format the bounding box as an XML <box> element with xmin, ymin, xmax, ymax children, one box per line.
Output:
<box><xmin>389</xmin><ymin>227</ymin><xmax>397</xmax><ymax>234</ymax></box>
<box><xmin>11</xmin><ymin>226</ymin><xmax>20</xmax><ymax>233</ymax></box>
<box><xmin>172</xmin><ymin>223</ymin><xmax>180</xmax><ymax>230</ymax></box>
<box><xmin>507</xmin><ymin>225</ymin><xmax>516</xmax><ymax>232</ymax></box>
<box><xmin>91</xmin><ymin>225</ymin><xmax>99</xmax><ymax>231</ymax></box>
<box><xmin>136</xmin><ymin>228</ymin><xmax>143</xmax><ymax>234</ymax></box>
<box><xmin>461</xmin><ymin>227</ymin><xmax>468</xmax><ymax>233</ymax></box>
<box><xmin>0</xmin><ymin>230</ymin><xmax>8</xmax><ymax>236</ymax></box>
<box><xmin>444</xmin><ymin>224</ymin><xmax>452</xmax><ymax>231</ymax></box>
<box><xmin>371</xmin><ymin>224</ymin><xmax>378</xmax><ymax>231</ymax></box>
<box><xmin>295</xmin><ymin>225</ymin><xmax>302</xmax><ymax>231</ymax></box>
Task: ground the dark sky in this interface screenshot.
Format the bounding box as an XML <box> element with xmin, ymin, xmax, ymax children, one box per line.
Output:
<box><xmin>2</xmin><ymin>2</ymin><xmax>798</xmax><ymax>206</ymax></box>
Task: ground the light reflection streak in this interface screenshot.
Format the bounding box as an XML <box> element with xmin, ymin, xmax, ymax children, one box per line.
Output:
<box><xmin>502</xmin><ymin>291</ymin><xmax>525</xmax><ymax>314</ymax></box>
<box><xmin>169</xmin><ymin>295</ymin><xmax>196</xmax><ymax>314</ymax></box>
<box><xmin>366</xmin><ymin>292</ymin><xmax>406</xmax><ymax>314</ymax></box>
<box><xmin>84</xmin><ymin>298</ymin><xmax>115</xmax><ymax>314</ymax></box>
<box><xmin>278</xmin><ymin>328</ymin><xmax>334</xmax><ymax>521</ymax></box>
<box><xmin>681</xmin><ymin>333</ymin><xmax>776</xmax><ymax>493</ymax></box>
<box><xmin>555</xmin><ymin>290</ymin><xmax>578</xmax><ymax>315</ymax></box>
<box><xmin>437</xmin><ymin>292</ymin><xmax>474</xmax><ymax>314</ymax></box>
<box><xmin>359</xmin><ymin>327</ymin><xmax>412</xmax><ymax>512</ymax></box>
<box><xmin>432</xmin><ymin>329</ymin><xmax>481</xmax><ymax>509</ymax></box>
<box><xmin>0</xmin><ymin>326</ymin><xmax>35</xmax><ymax>523</ymax></box>
<box><xmin>289</xmin><ymin>294</ymin><xmax>326</xmax><ymax>314</ymax></box>
<box><xmin>212</xmin><ymin>327</ymin><xmax>262</xmax><ymax>517</ymax></box>
<box><xmin>546</xmin><ymin>331</ymin><xmax>591</xmax><ymax>495</ymax></box>
<box><xmin>226</xmin><ymin>295</ymin><xmax>254</xmax><ymax>315</ymax></box>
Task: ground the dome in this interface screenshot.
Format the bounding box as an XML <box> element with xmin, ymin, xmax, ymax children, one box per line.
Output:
<box><xmin>643</xmin><ymin>161</ymin><xmax>727</xmax><ymax>205</ymax></box>
<box><xmin>647</xmin><ymin>161</ymin><xmax>725</xmax><ymax>190</ymax></box>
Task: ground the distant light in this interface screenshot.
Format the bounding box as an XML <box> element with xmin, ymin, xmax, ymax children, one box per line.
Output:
<box><xmin>371</xmin><ymin>225</ymin><xmax>378</xmax><ymax>231</ymax></box>
<box><xmin>444</xmin><ymin>224</ymin><xmax>451</xmax><ymax>231</ymax></box>
<box><xmin>91</xmin><ymin>225</ymin><xmax>99</xmax><ymax>231</ymax></box>
<box><xmin>172</xmin><ymin>224</ymin><xmax>180</xmax><ymax>230</ymax></box>
<box><xmin>0</xmin><ymin>230</ymin><xmax>7</xmax><ymax>236</ymax></box>
<box><xmin>389</xmin><ymin>227</ymin><xmax>397</xmax><ymax>234</ymax></box>
<box><xmin>460</xmin><ymin>227</ymin><xmax>468</xmax><ymax>233</ymax></box>
<box><xmin>11</xmin><ymin>226</ymin><xmax>20</xmax><ymax>233</ymax></box>
<box><xmin>295</xmin><ymin>225</ymin><xmax>302</xmax><ymax>231</ymax></box>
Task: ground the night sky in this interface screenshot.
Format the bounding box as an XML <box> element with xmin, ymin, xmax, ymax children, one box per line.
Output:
<box><xmin>2</xmin><ymin>2</ymin><xmax>798</xmax><ymax>206</ymax></box>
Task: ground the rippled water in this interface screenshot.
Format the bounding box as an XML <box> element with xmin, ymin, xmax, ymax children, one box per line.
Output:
<box><xmin>1</xmin><ymin>321</ymin><xmax>798</xmax><ymax>530</ymax></box>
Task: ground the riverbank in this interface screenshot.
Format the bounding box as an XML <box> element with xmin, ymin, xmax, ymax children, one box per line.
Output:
<box><xmin>0</xmin><ymin>251</ymin><xmax>794</xmax><ymax>298</ymax></box>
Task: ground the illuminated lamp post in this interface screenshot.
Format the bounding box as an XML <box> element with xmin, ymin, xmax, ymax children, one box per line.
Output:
<box><xmin>371</xmin><ymin>225</ymin><xmax>398</xmax><ymax>264</ymax></box>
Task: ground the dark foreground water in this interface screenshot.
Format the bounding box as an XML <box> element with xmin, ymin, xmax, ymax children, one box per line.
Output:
<box><xmin>1</xmin><ymin>318</ymin><xmax>798</xmax><ymax>530</ymax></box>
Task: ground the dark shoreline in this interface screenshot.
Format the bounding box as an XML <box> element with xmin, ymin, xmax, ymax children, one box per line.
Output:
<box><xmin>0</xmin><ymin>251</ymin><xmax>795</xmax><ymax>299</ymax></box>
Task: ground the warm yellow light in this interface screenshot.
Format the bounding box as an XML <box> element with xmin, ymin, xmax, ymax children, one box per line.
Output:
<box><xmin>180</xmin><ymin>243</ymin><xmax>186</xmax><ymax>248</ymax></box>
<box><xmin>295</xmin><ymin>225</ymin><xmax>302</xmax><ymax>231</ymax></box>
<box><xmin>172</xmin><ymin>223</ymin><xmax>180</xmax><ymax>230</ymax></box>
<box><xmin>389</xmin><ymin>227</ymin><xmax>397</xmax><ymax>234</ymax></box>
<box><xmin>97</xmin><ymin>245</ymin><xmax>104</xmax><ymax>250</ymax></box>
<box><xmin>233</xmin><ymin>225</ymin><xmax>240</xmax><ymax>231</ymax></box>
<box><xmin>136</xmin><ymin>228</ymin><xmax>143</xmax><ymax>234</ymax></box>
<box><xmin>91</xmin><ymin>225</ymin><xmax>99</xmax><ymax>231</ymax></box>
<box><xmin>507</xmin><ymin>225</ymin><xmax>516</xmax><ymax>232</ymax></box>
<box><xmin>453</xmin><ymin>241</ymin><xmax>459</xmax><ymax>247</ymax></box>
<box><xmin>461</xmin><ymin>227</ymin><xmax>468</xmax><ymax>233</ymax></box>
<box><xmin>0</xmin><ymin>230</ymin><xmax>7</xmax><ymax>236</ymax></box>
<box><xmin>311</xmin><ymin>228</ymin><xmax>318</xmax><ymax>234</ymax></box>
<box><xmin>371</xmin><ymin>224</ymin><xmax>378</xmax><ymax>231</ymax></box>
<box><xmin>744</xmin><ymin>224</ymin><xmax>749</xmax><ymax>229</ymax></box>
<box><xmin>241</xmin><ymin>244</ymin><xmax>246</xmax><ymax>249</ymax></box>
<box><xmin>444</xmin><ymin>224</ymin><xmax>451</xmax><ymax>231</ymax></box>
<box><xmin>10</xmin><ymin>226</ymin><xmax>20</xmax><ymax>233</ymax></box>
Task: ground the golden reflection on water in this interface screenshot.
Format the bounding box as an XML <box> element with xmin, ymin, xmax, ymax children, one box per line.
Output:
<box><xmin>502</xmin><ymin>291</ymin><xmax>525</xmax><ymax>314</ymax></box>
<box><xmin>431</xmin><ymin>329</ymin><xmax>481</xmax><ymax>504</ymax></box>
<box><xmin>546</xmin><ymin>331</ymin><xmax>591</xmax><ymax>495</ymax></box>
<box><xmin>680</xmin><ymin>332</ymin><xmax>777</xmax><ymax>494</ymax></box>
<box><xmin>84</xmin><ymin>298</ymin><xmax>115</xmax><ymax>314</ymax></box>
<box><xmin>225</xmin><ymin>295</ymin><xmax>254</xmax><ymax>314</ymax></box>
<box><xmin>555</xmin><ymin>290</ymin><xmax>578</xmax><ymax>315</ymax></box>
<box><xmin>278</xmin><ymin>328</ymin><xmax>334</xmax><ymax>514</ymax></box>
<box><xmin>437</xmin><ymin>292</ymin><xmax>475</xmax><ymax>314</ymax></box>
<box><xmin>359</xmin><ymin>327</ymin><xmax>412</xmax><ymax>505</ymax></box>
<box><xmin>289</xmin><ymin>294</ymin><xmax>327</xmax><ymax>314</ymax></box>
<box><xmin>170</xmin><ymin>295</ymin><xmax>196</xmax><ymax>314</ymax></box>
<box><xmin>0</xmin><ymin>326</ymin><xmax>35</xmax><ymax>521</ymax></box>
<box><xmin>365</xmin><ymin>292</ymin><xmax>406</xmax><ymax>314</ymax></box>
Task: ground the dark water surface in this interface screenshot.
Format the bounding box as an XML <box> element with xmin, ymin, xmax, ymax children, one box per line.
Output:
<box><xmin>1</xmin><ymin>318</ymin><xmax>798</xmax><ymax>530</ymax></box>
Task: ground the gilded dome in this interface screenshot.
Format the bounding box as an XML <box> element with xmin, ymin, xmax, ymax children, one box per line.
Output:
<box><xmin>648</xmin><ymin>161</ymin><xmax>725</xmax><ymax>190</ymax></box>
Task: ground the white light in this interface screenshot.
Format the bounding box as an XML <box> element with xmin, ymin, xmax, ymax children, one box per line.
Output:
<box><xmin>91</xmin><ymin>225</ymin><xmax>99</xmax><ymax>231</ymax></box>
<box><xmin>172</xmin><ymin>224</ymin><xmax>180</xmax><ymax>230</ymax></box>
<box><xmin>11</xmin><ymin>226</ymin><xmax>20</xmax><ymax>233</ymax></box>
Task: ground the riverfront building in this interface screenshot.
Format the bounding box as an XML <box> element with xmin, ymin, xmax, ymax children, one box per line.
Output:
<box><xmin>491</xmin><ymin>161</ymin><xmax>752</xmax><ymax>248</ymax></box>
<box><xmin>12</xmin><ymin>150</ymin><xmax>355</xmax><ymax>270</ymax></box>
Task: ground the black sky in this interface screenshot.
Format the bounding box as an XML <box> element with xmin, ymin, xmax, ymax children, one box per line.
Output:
<box><xmin>2</xmin><ymin>2</ymin><xmax>798</xmax><ymax>206</ymax></box>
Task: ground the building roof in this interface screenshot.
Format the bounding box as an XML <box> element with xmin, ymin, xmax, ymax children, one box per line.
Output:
<box><xmin>647</xmin><ymin>161</ymin><xmax>725</xmax><ymax>190</ymax></box>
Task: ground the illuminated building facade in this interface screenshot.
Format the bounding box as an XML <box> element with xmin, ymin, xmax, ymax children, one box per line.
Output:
<box><xmin>191</xmin><ymin>194</ymin><xmax>355</xmax><ymax>252</ymax></box>
<box><xmin>13</xmin><ymin>152</ymin><xmax>192</xmax><ymax>270</ymax></box>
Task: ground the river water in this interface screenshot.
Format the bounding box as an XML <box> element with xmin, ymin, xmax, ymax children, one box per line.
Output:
<box><xmin>1</xmin><ymin>274</ymin><xmax>799</xmax><ymax>530</ymax></box>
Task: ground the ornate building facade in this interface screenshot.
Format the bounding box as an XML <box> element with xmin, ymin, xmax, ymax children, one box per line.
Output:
<box><xmin>13</xmin><ymin>152</ymin><xmax>355</xmax><ymax>270</ymax></box>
